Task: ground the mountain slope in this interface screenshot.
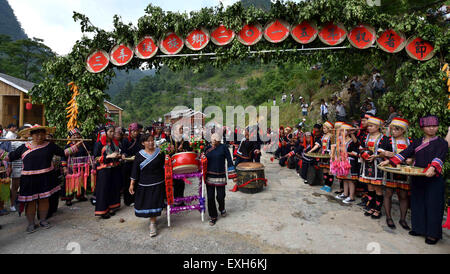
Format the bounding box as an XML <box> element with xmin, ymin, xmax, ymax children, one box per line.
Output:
<box><xmin>0</xmin><ymin>0</ymin><xmax>28</xmax><ymax>40</ymax></box>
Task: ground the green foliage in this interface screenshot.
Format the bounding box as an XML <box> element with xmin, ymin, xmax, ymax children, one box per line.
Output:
<box><xmin>0</xmin><ymin>35</ymin><xmax>55</xmax><ymax>82</ymax></box>
<box><xmin>31</xmin><ymin>0</ymin><xmax>449</xmax><ymax>155</ymax></box>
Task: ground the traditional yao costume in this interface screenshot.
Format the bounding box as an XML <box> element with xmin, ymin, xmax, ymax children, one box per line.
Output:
<box><xmin>388</xmin><ymin>116</ymin><xmax>448</xmax><ymax>242</ymax></box>
<box><xmin>359</xmin><ymin>117</ymin><xmax>392</xmax><ymax>214</ymax></box>
<box><xmin>235</xmin><ymin>137</ymin><xmax>258</xmax><ymax>166</ymax></box>
<box><xmin>383</xmin><ymin>118</ymin><xmax>412</xmax><ymax>191</ymax></box>
<box><xmin>335</xmin><ymin>123</ymin><xmax>359</xmax><ymax>181</ymax></box>
<box><xmin>205</xmin><ymin>140</ymin><xmax>236</xmax><ymax>220</ymax></box>
<box><xmin>93</xmin><ymin>132</ymin><xmax>122</xmax><ymax>217</ymax></box>
<box><xmin>359</xmin><ymin>117</ymin><xmax>392</xmax><ymax>185</ymax></box>
<box><xmin>0</xmin><ymin>126</ymin><xmax>78</xmax><ymax>210</ymax></box>
<box><xmin>318</xmin><ymin>121</ymin><xmax>334</xmax><ymax>187</ymax></box>
<box><xmin>131</xmin><ymin>148</ymin><xmax>166</xmax><ymax>218</ymax></box>
<box><xmin>121</xmin><ymin>123</ymin><xmax>143</xmax><ymax>206</ymax></box>
<box><xmin>61</xmin><ymin>128</ymin><xmax>89</xmax><ymax>203</ymax></box>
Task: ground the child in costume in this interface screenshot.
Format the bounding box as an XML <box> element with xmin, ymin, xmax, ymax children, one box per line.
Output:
<box><xmin>309</xmin><ymin>121</ymin><xmax>334</xmax><ymax>192</ymax></box>
<box><xmin>332</xmin><ymin>123</ymin><xmax>359</xmax><ymax>204</ymax></box>
<box><xmin>359</xmin><ymin>116</ymin><xmax>392</xmax><ymax>219</ymax></box>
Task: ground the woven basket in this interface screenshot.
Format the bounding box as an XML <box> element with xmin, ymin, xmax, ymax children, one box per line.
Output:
<box><xmin>378</xmin><ymin>165</ymin><xmax>426</xmax><ymax>176</ymax></box>
<box><xmin>305</xmin><ymin>153</ymin><xmax>331</xmax><ymax>159</ymax></box>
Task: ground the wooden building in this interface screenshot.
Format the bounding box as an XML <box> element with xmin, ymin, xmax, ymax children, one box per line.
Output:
<box><xmin>0</xmin><ymin>73</ymin><xmax>124</xmax><ymax>128</ymax></box>
<box><xmin>103</xmin><ymin>100</ymin><xmax>123</xmax><ymax>127</ymax></box>
<box><xmin>164</xmin><ymin>108</ymin><xmax>205</xmax><ymax>128</ymax></box>
<box><xmin>0</xmin><ymin>73</ymin><xmax>45</xmax><ymax>127</ymax></box>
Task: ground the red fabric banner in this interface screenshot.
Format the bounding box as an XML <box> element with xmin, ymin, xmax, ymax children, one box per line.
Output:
<box><xmin>348</xmin><ymin>24</ymin><xmax>375</xmax><ymax>49</ymax></box>
<box><xmin>211</xmin><ymin>25</ymin><xmax>235</xmax><ymax>46</ymax></box>
<box><xmin>159</xmin><ymin>32</ymin><xmax>184</xmax><ymax>55</ymax></box>
<box><xmin>318</xmin><ymin>22</ymin><xmax>347</xmax><ymax>46</ymax></box>
<box><xmin>290</xmin><ymin>21</ymin><xmax>318</xmax><ymax>44</ymax></box>
<box><xmin>237</xmin><ymin>23</ymin><xmax>263</xmax><ymax>46</ymax></box>
<box><xmin>110</xmin><ymin>44</ymin><xmax>134</xmax><ymax>66</ymax></box>
<box><xmin>376</xmin><ymin>29</ymin><xmax>406</xmax><ymax>53</ymax></box>
<box><xmin>264</xmin><ymin>20</ymin><xmax>290</xmax><ymax>43</ymax></box>
<box><xmin>185</xmin><ymin>28</ymin><xmax>210</xmax><ymax>51</ymax></box>
<box><xmin>86</xmin><ymin>50</ymin><xmax>109</xmax><ymax>73</ymax></box>
<box><xmin>405</xmin><ymin>37</ymin><xmax>435</xmax><ymax>61</ymax></box>
<box><xmin>135</xmin><ymin>36</ymin><xmax>158</xmax><ymax>59</ymax></box>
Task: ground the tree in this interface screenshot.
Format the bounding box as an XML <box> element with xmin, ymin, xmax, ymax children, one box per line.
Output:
<box><xmin>0</xmin><ymin>35</ymin><xmax>55</xmax><ymax>82</ymax></box>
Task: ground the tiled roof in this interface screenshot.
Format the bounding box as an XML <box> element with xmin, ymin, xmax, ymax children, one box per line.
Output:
<box><xmin>0</xmin><ymin>73</ymin><xmax>35</xmax><ymax>93</ymax></box>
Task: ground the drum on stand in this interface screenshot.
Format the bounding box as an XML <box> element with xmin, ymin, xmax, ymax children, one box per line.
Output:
<box><xmin>171</xmin><ymin>152</ymin><xmax>200</xmax><ymax>174</ymax></box>
<box><xmin>235</xmin><ymin>162</ymin><xmax>266</xmax><ymax>194</ymax></box>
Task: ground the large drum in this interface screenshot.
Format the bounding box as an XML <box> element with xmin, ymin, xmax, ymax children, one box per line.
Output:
<box><xmin>172</xmin><ymin>152</ymin><xmax>200</xmax><ymax>174</ymax></box>
<box><xmin>236</xmin><ymin>162</ymin><xmax>266</xmax><ymax>194</ymax></box>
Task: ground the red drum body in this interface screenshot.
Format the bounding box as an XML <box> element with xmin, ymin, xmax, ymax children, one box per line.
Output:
<box><xmin>171</xmin><ymin>152</ymin><xmax>200</xmax><ymax>174</ymax></box>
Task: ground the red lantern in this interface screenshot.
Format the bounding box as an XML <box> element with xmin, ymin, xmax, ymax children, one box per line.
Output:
<box><xmin>26</xmin><ymin>103</ymin><xmax>32</xmax><ymax>110</ymax></box>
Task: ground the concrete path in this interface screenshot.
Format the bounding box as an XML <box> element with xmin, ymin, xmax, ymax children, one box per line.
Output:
<box><xmin>0</xmin><ymin>153</ymin><xmax>449</xmax><ymax>254</ymax></box>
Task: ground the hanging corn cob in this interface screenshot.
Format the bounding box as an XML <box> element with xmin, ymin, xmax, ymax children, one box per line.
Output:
<box><xmin>67</xmin><ymin>82</ymin><xmax>79</xmax><ymax>132</ymax></box>
<box><xmin>442</xmin><ymin>63</ymin><xmax>450</xmax><ymax>109</ymax></box>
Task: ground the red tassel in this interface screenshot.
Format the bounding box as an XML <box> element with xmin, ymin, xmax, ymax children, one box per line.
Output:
<box><xmin>70</xmin><ymin>166</ymin><xmax>74</xmax><ymax>195</ymax></box>
<box><xmin>84</xmin><ymin>163</ymin><xmax>88</xmax><ymax>191</ymax></box>
<box><xmin>443</xmin><ymin>207</ymin><xmax>450</xmax><ymax>230</ymax></box>
<box><xmin>78</xmin><ymin>166</ymin><xmax>82</xmax><ymax>195</ymax></box>
<box><xmin>165</xmin><ymin>155</ymin><xmax>174</xmax><ymax>206</ymax></box>
<box><xmin>230</xmin><ymin>184</ymin><xmax>239</xmax><ymax>192</ymax></box>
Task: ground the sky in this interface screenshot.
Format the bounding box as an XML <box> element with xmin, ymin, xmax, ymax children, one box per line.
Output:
<box><xmin>7</xmin><ymin>0</ymin><xmax>241</xmax><ymax>55</ymax></box>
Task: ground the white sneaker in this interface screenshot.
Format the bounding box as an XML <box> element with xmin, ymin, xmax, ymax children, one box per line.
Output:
<box><xmin>343</xmin><ymin>197</ymin><xmax>355</xmax><ymax>204</ymax></box>
<box><xmin>10</xmin><ymin>206</ymin><xmax>16</xmax><ymax>212</ymax></box>
<box><xmin>336</xmin><ymin>193</ymin><xmax>347</xmax><ymax>200</ymax></box>
<box><xmin>149</xmin><ymin>222</ymin><xmax>157</xmax><ymax>237</ymax></box>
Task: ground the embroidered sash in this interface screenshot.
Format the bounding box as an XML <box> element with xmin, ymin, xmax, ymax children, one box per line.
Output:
<box><xmin>139</xmin><ymin>148</ymin><xmax>160</xmax><ymax>170</ymax></box>
<box><xmin>21</xmin><ymin>142</ymin><xmax>50</xmax><ymax>160</ymax></box>
<box><xmin>415</xmin><ymin>136</ymin><xmax>438</xmax><ymax>154</ymax></box>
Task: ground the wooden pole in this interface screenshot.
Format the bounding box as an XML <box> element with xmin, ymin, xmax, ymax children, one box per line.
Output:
<box><xmin>19</xmin><ymin>92</ymin><xmax>24</xmax><ymax>127</ymax></box>
<box><xmin>119</xmin><ymin>110</ymin><xmax>122</xmax><ymax>127</ymax></box>
<box><xmin>42</xmin><ymin>105</ymin><xmax>46</xmax><ymax>125</ymax></box>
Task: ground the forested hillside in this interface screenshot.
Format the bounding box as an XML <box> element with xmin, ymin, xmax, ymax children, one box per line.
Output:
<box><xmin>0</xmin><ymin>0</ymin><xmax>27</xmax><ymax>40</ymax></box>
<box><xmin>0</xmin><ymin>0</ymin><xmax>54</xmax><ymax>82</ymax></box>
<box><xmin>111</xmin><ymin>61</ymin><xmax>346</xmax><ymax>128</ymax></box>
<box><xmin>105</xmin><ymin>68</ymin><xmax>155</xmax><ymax>98</ymax></box>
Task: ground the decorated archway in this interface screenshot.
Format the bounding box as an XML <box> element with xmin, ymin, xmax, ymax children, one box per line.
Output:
<box><xmin>30</xmin><ymin>0</ymin><xmax>449</xmax><ymax>149</ymax></box>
